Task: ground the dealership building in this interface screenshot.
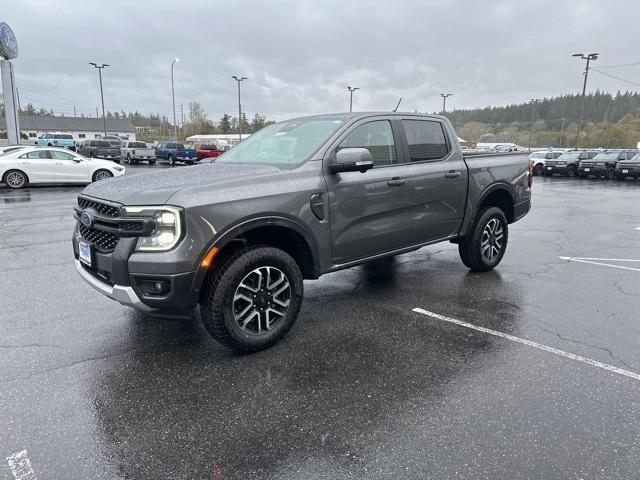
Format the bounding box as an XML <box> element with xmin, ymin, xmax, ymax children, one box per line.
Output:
<box><xmin>0</xmin><ymin>115</ymin><xmax>137</xmax><ymax>143</ymax></box>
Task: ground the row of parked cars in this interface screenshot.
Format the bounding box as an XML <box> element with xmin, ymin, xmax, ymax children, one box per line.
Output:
<box><xmin>76</xmin><ymin>139</ymin><xmax>229</xmax><ymax>166</ymax></box>
<box><xmin>529</xmin><ymin>149</ymin><xmax>640</xmax><ymax>180</ymax></box>
<box><xmin>32</xmin><ymin>132</ymin><xmax>229</xmax><ymax>166</ymax></box>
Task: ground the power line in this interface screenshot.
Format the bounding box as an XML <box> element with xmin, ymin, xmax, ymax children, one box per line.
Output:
<box><xmin>590</xmin><ymin>68</ymin><xmax>640</xmax><ymax>88</ymax></box>
<box><xmin>597</xmin><ymin>62</ymin><xmax>640</xmax><ymax>68</ymax></box>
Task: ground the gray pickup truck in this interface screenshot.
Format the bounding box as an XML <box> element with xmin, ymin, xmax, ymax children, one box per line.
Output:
<box><xmin>72</xmin><ymin>113</ymin><xmax>532</xmax><ymax>351</ymax></box>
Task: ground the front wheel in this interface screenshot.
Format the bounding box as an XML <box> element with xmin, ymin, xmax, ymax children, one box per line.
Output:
<box><xmin>126</xmin><ymin>154</ymin><xmax>132</xmax><ymax>164</ymax></box>
<box><xmin>168</xmin><ymin>154</ymin><xmax>175</xmax><ymax>166</ymax></box>
<box><xmin>605</xmin><ymin>167</ymin><xmax>615</xmax><ymax>180</ymax></box>
<box><xmin>458</xmin><ymin>207</ymin><xmax>509</xmax><ymax>272</ymax></box>
<box><xmin>93</xmin><ymin>169</ymin><xmax>113</xmax><ymax>182</ymax></box>
<box><xmin>566</xmin><ymin>166</ymin><xmax>577</xmax><ymax>177</ymax></box>
<box><xmin>201</xmin><ymin>246</ymin><xmax>304</xmax><ymax>352</ymax></box>
<box><xmin>4</xmin><ymin>170</ymin><xmax>28</xmax><ymax>189</ymax></box>
<box><xmin>533</xmin><ymin>164</ymin><xmax>544</xmax><ymax>176</ymax></box>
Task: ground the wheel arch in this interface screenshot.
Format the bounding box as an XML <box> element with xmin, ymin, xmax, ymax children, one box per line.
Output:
<box><xmin>476</xmin><ymin>183</ymin><xmax>515</xmax><ymax>223</ymax></box>
<box><xmin>192</xmin><ymin>216</ymin><xmax>321</xmax><ymax>304</ymax></box>
<box><xmin>3</xmin><ymin>168</ymin><xmax>30</xmax><ymax>187</ymax></box>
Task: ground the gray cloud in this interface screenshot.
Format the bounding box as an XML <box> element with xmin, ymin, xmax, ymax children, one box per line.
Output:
<box><xmin>4</xmin><ymin>0</ymin><xmax>640</xmax><ymax>121</ymax></box>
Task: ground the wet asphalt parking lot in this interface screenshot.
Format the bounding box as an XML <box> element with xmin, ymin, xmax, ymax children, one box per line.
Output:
<box><xmin>1</xmin><ymin>166</ymin><xmax>639</xmax><ymax>479</ymax></box>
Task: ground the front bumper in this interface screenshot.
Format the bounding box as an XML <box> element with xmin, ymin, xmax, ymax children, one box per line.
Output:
<box><xmin>72</xmin><ymin>226</ymin><xmax>198</xmax><ymax>318</ymax></box>
<box><xmin>544</xmin><ymin>165</ymin><xmax>567</xmax><ymax>175</ymax></box>
<box><xmin>577</xmin><ymin>166</ymin><xmax>606</xmax><ymax>176</ymax></box>
<box><xmin>615</xmin><ymin>167</ymin><xmax>640</xmax><ymax>178</ymax></box>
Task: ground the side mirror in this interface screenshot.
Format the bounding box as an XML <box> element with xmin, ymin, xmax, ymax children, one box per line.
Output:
<box><xmin>330</xmin><ymin>148</ymin><xmax>374</xmax><ymax>174</ymax></box>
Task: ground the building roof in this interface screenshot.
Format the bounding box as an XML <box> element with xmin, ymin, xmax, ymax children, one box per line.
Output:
<box><xmin>0</xmin><ymin>115</ymin><xmax>136</xmax><ymax>133</ymax></box>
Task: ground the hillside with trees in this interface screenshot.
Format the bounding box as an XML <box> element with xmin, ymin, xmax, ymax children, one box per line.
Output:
<box><xmin>443</xmin><ymin>91</ymin><xmax>640</xmax><ymax>148</ymax></box>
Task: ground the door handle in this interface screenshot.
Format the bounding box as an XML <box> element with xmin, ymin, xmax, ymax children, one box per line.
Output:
<box><xmin>445</xmin><ymin>170</ymin><xmax>461</xmax><ymax>179</ymax></box>
<box><xmin>387</xmin><ymin>177</ymin><xmax>406</xmax><ymax>186</ymax></box>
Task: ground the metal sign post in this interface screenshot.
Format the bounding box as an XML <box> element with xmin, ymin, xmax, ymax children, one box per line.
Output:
<box><xmin>0</xmin><ymin>22</ymin><xmax>20</xmax><ymax>145</ymax></box>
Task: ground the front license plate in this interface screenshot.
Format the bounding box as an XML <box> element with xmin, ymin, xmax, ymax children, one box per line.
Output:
<box><xmin>622</xmin><ymin>169</ymin><xmax>629</xmax><ymax>173</ymax></box>
<box><xmin>584</xmin><ymin>168</ymin><xmax>590</xmax><ymax>172</ymax></box>
<box><xmin>79</xmin><ymin>241</ymin><xmax>92</xmax><ymax>267</ymax></box>
<box><xmin>547</xmin><ymin>167</ymin><xmax>553</xmax><ymax>170</ymax></box>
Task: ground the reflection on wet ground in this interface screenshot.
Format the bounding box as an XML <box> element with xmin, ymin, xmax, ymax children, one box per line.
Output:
<box><xmin>1</xmin><ymin>177</ymin><xmax>639</xmax><ymax>479</ymax></box>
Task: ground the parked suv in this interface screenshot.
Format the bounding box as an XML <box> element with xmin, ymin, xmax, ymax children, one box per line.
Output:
<box><xmin>72</xmin><ymin>112</ymin><xmax>531</xmax><ymax>352</ymax></box>
<box><xmin>614</xmin><ymin>152</ymin><xmax>640</xmax><ymax>180</ymax></box>
<box><xmin>544</xmin><ymin>150</ymin><xmax>598</xmax><ymax>177</ymax></box>
<box><xmin>34</xmin><ymin>133</ymin><xmax>76</xmax><ymax>151</ymax></box>
<box><xmin>529</xmin><ymin>150</ymin><xmax>564</xmax><ymax>176</ymax></box>
<box><xmin>78</xmin><ymin>140</ymin><xmax>121</xmax><ymax>161</ymax></box>
<box><xmin>578</xmin><ymin>149</ymin><xmax>638</xmax><ymax>179</ymax></box>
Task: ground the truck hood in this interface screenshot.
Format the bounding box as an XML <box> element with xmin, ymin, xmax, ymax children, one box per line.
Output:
<box><xmin>81</xmin><ymin>162</ymin><xmax>290</xmax><ymax>205</ymax></box>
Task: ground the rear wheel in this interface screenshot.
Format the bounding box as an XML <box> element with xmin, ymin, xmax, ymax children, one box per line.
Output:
<box><xmin>93</xmin><ymin>169</ymin><xmax>113</xmax><ymax>182</ymax></box>
<box><xmin>4</xmin><ymin>170</ymin><xmax>28</xmax><ymax>189</ymax></box>
<box><xmin>458</xmin><ymin>207</ymin><xmax>509</xmax><ymax>272</ymax></box>
<box><xmin>168</xmin><ymin>154</ymin><xmax>175</xmax><ymax>166</ymax></box>
<box><xmin>533</xmin><ymin>164</ymin><xmax>544</xmax><ymax>176</ymax></box>
<box><xmin>126</xmin><ymin>153</ymin><xmax>132</xmax><ymax>164</ymax></box>
<box><xmin>201</xmin><ymin>246</ymin><xmax>303</xmax><ymax>352</ymax></box>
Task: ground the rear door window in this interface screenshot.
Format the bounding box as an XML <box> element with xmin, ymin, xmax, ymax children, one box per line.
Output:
<box><xmin>402</xmin><ymin>120</ymin><xmax>449</xmax><ymax>161</ymax></box>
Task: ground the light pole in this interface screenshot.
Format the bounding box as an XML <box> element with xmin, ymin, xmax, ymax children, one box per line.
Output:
<box><xmin>440</xmin><ymin>93</ymin><xmax>452</xmax><ymax>113</ymax></box>
<box><xmin>528</xmin><ymin>98</ymin><xmax>541</xmax><ymax>151</ymax></box>
<box><xmin>171</xmin><ymin>58</ymin><xmax>179</xmax><ymax>141</ymax></box>
<box><xmin>347</xmin><ymin>86</ymin><xmax>359</xmax><ymax>112</ymax></box>
<box><xmin>232</xmin><ymin>75</ymin><xmax>247</xmax><ymax>142</ymax></box>
<box><xmin>572</xmin><ymin>52</ymin><xmax>598</xmax><ymax>149</ymax></box>
<box><xmin>89</xmin><ymin>63</ymin><xmax>109</xmax><ymax>139</ymax></box>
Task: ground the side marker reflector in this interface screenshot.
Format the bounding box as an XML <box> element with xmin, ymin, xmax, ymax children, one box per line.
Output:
<box><xmin>201</xmin><ymin>247</ymin><xmax>219</xmax><ymax>268</ymax></box>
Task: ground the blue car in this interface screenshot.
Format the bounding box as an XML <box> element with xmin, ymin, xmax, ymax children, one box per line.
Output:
<box><xmin>34</xmin><ymin>132</ymin><xmax>76</xmax><ymax>151</ymax></box>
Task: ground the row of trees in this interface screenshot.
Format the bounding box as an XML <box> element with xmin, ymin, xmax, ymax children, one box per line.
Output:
<box><xmin>445</xmin><ymin>92</ymin><xmax>640</xmax><ymax>148</ymax></box>
<box><xmin>0</xmin><ymin>99</ymin><xmax>274</xmax><ymax>141</ymax></box>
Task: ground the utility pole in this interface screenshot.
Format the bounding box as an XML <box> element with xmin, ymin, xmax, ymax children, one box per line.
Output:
<box><xmin>16</xmin><ymin>88</ymin><xmax>20</xmax><ymax>111</ymax></box>
<box><xmin>559</xmin><ymin>117</ymin><xmax>565</xmax><ymax>148</ymax></box>
<box><xmin>171</xmin><ymin>58</ymin><xmax>179</xmax><ymax>141</ymax></box>
<box><xmin>528</xmin><ymin>98</ymin><xmax>541</xmax><ymax>151</ymax></box>
<box><xmin>232</xmin><ymin>75</ymin><xmax>247</xmax><ymax>141</ymax></box>
<box><xmin>73</xmin><ymin>106</ymin><xmax>76</xmax><ymax>117</ymax></box>
<box><xmin>347</xmin><ymin>86</ymin><xmax>359</xmax><ymax>113</ymax></box>
<box><xmin>572</xmin><ymin>52</ymin><xmax>598</xmax><ymax>149</ymax></box>
<box><xmin>89</xmin><ymin>63</ymin><xmax>109</xmax><ymax>138</ymax></box>
<box><xmin>440</xmin><ymin>93</ymin><xmax>452</xmax><ymax>113</ymax></box>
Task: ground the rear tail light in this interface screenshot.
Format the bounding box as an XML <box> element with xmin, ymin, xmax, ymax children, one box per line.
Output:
<box><xmin>132</xmin><ymin>149</ymin><xmax>136</xmax><ymax>155</ymax></box>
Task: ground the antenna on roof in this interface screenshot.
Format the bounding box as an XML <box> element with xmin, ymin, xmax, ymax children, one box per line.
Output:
<box><xmin>393</xmin><ymin>97</ymin><xmax>402</xmax><ymax>112</ymax></box>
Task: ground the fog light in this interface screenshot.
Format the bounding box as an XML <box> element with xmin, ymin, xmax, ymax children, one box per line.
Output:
<box><xmin>137</xmin><ymin>278</ymin><xmax>170</xmax><ymax>296</ymax></box>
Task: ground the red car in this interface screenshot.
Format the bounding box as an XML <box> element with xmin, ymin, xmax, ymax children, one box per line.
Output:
<box><xmin>195</xmin><ymin>143</ymin><xmax>224</xmax><ymax>161</ymax></box>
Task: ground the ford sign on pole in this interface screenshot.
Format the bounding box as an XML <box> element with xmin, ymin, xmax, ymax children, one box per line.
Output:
<box><xmin>0</xmin><ymin>22</ymin><xmax>20</xmax><ymax>145</ymax></box>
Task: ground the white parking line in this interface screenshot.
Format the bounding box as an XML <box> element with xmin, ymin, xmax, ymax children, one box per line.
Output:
<box><xmin>412</xmin><ymin>308</ymin><xmax>640</xmax><ymax>382</ymax></box>
<box><xmin>6</xmin><ymin>450</ymin><xmax>37</xmax><ymax>480</ymax></box>
<box><xmin>559</xmin><ymin>256</ymin><xmax>640</xmax><ymax>272</ymax></box>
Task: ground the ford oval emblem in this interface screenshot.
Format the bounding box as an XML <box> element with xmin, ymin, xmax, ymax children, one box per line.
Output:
<box><xmin>80</xmin><ymin>210</ymin><xmax>95</xmax><ymax>228</ymax></box>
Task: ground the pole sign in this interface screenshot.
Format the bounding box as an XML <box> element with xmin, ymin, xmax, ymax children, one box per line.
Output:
<box><xmin>0</xmin><ymin>22</ymin><xmax>18</xmax><ymax>60</ymax></box>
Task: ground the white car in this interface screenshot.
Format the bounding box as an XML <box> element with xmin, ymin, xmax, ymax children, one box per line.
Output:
<box><xmin>0</xmin><ymin>147</ymin><xmax>125</xmax><ymax>189</ymax></box>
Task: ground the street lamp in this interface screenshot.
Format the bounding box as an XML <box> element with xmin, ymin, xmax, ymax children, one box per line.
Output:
<box><xmin>232</xmin><ymin>75</ymin><xmax>248</xmax><ymax>142</ymax></box>
<box><xmin>572</xmin><ymin>52</ymin><xmax>598</xmax><ymax>148</ymax></box>
<box><xmin>528</xmin><ymin>98</ymin><xmax>541</xmax><ymax>151</ymax></box>
<box><xmin>89</xmin><ymin>63</ymin><xmax>109</xmax><ymax>139</ymax></box>
<box><xmin>347</xmin><ymin>86</ymin><xmax>359</xmax><ymax>112</ymax></box>
<box><xmin>440</xmin><ymin>93</ymin><xmax>452</xmax><ymax>113</ymax></box>
<box><xmin>171</xmin><ymin>58</ymin><xmax>179</xmax><ymax>141</ymax></box>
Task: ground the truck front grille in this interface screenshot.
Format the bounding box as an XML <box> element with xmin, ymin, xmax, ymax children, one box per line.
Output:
<box><xmin>78</xmin><ymin>197</ymin><xmax>119</xmax><ymax>217</ymax></box>
<box><xmin>79</xmin><ymin>223</ymin><xmax>118</xmax><ymax>251</ymax></box>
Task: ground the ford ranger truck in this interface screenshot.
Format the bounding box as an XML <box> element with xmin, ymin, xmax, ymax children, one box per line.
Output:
<box><xmin>72</xmin><ymin>113</ymin><xmax>532</xmax><ymax>352</ymax></box>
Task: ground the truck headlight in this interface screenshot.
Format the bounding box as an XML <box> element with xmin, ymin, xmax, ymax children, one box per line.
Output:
<box><xmin>123</xmin><ymin>206</ymin><xmax>183</xmax><ymax>251</ymax></box>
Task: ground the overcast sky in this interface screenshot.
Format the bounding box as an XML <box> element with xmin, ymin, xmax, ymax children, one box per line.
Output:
<box><xmin>3</xmin><ymin>0</ymin><xmax>640</xmax><ymax>122</ymax></box>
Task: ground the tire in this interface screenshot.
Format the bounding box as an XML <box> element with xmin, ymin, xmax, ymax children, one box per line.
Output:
<box><xmin>89</xmin><ymin>151</ymin><xmax>94</xmax><ymax>158</ymax></box>
<box><xmin>4</xmin><ymin>169</ymin><xmax>28</xmax><ymax>189</ymax></box>
<box><xmin>533</xmin><ymin>164</ymin><xmax>543</xmax><ymax>176</ymax></box>
<box><xmin>201</xmin><ymin>246</ymin><xmax>304</xmax><ymax>352</ymax></box>
<box><xmin>458</xmin><ymin>206</ymin><xmax>509</xmax><ymax>272</ymax></box>
<box><xmin>92</xmin><ymin>169</ymin><xmax>113</xmax><ymax>182</ymax></box>
<box><xmin>566</xmin><ymin>165</ymin><xmax>577</xmax><ymax>177</ymax></box>
<box><xmin>168</xmin><ymin>154</ymin><xmax>175</xmax><ymax>166</ymax></box>
<box><xmin>544</xmin><ymin>171</ymin><xmax>553</xmax><ymax>177</ymax></box>
<box><xmin>605</xmin><ymin>168</ymin><xmax>615</xmax><ymax>180</ymax></box>
<box><xmin>126</xmin><ymin>153</ymin><xmax>132</xmax><ymax>164</ymax></box>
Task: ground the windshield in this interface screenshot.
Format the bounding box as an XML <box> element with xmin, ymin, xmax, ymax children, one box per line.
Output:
<box><xmin>219</xmin><ymin>118</ymin><xmax>345</xmax><ymax>167</ymax></box>
<box><xmin>628</xmin><ymin>153</ymin><xmax>640</xmax><ymax>162</ymax></box>
<box><xmin>95</xmin><ymin>141</ymin><xmax>111</xmax><ymax>147</ymax></box>
<box><xmin>200</xmin><ymin>144</ymin><xmax>218</xmax><ymax>150</ymax></box>
<box><xmin>593</xmin><ymin>152</ymin><xmax>620</xmax><ymax>160</ymax></box>
<box><xmin>558</xmin><ymin>152</ymin><xmax>582</xmax><ymax>160</ymax></box>
<box><xmin>128</xmin><ymin>142</ymin><xmax>147</xmax><ymax>148</ymax></box>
